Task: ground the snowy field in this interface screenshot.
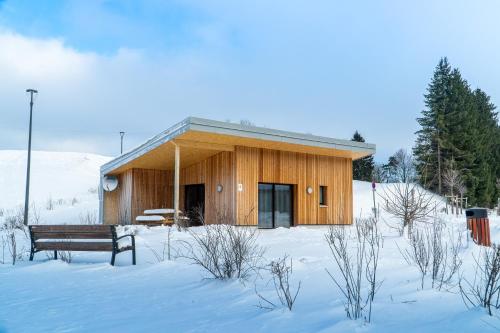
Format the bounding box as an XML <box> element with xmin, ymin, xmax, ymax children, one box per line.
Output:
<box><xmin>1</xmin><ymin>150</ymin><xmax>500</xmax><ymax>333</ymax></box>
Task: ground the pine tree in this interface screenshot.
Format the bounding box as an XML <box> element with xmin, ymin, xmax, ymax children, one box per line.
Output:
<box><xmin>414</xmin><ymin>57</ymin><xmax>500</xmax><ymax>207</ymax></box>
<box><xmin>352</xmin><ymin>131</ymin><xmax>374</xmax><ymax>181</ymax></box>
<box><xmin>444</xmin><ymin>70</ymin><xmax>478</xmax><ymax>202</ymax></box>
<box><xmin>471</xmin><ymin>89</ymin><xmax>499</xmax><ymax>206</ymax></box>
<box><xmin>414</xmin><ymin>57</ymin><xmax>451</xmax><ymax>194</ymax></box>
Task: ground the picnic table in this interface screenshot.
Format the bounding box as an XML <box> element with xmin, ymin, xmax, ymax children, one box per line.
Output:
<box><xmin>135</xmin><ymin>209</ymin><xmax>189</xmax><ymax>226</ymax></box>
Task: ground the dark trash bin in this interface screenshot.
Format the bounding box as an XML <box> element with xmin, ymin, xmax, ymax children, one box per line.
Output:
<box><xmin>466</xmin><ymin>207</ymin><xmax>490</xmax><ymax>247</ymax></box>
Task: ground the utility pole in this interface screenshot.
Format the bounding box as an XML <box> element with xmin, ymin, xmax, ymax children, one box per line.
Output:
<box><xmin>120</xmin><ymin>131</ymin><xmax>125</xmax><ymax>155</ymax></box>
<box><xmin>24</xmin><ymin>89</ymin><xmax>38</xmax><ymax>226</ymax></box>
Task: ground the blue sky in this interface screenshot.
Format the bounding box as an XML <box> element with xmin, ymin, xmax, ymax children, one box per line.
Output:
<box><xmin>1</xmin><ymin>0</ymin><xmax>500</xmax><ymax>161</ymax></box>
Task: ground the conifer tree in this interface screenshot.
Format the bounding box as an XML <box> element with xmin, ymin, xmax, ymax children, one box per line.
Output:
<box><xmin>414</xmin><ymin>57</ymin><xmax>451</xmax><ymax>194</ymax></box>
<box><xmin>414</xmin><ymin>57</ymin><xmax>500</xmax><ymax>207</ymax></box>
<box><xmin>471</xmin><ymin>89</ymin><xmax>499</xmax><ymax>205</ymax></box>
<box><xmin>352</xmin><ymin>131</ymin><xmax>374</xmax><ymax>181</ymax></box>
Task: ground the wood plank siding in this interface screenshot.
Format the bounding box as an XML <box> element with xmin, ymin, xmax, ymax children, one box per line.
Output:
<box><xmin>235</xmin><ymin>146</ymin><xmax>352</xmax><ymax>226</ymax></box>
<box><xmin>104</xmin><ymin>152</ymin><xmax>235</xmax><ymax>224</ymax></box>
<box><xmin>103</xmin><ymin>146</ymin><xmax>352</xmax><ymax>226</ymax></box>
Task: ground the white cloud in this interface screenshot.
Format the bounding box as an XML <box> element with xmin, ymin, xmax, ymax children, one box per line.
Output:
<box><xmin>0</xmin><ymin>30</ymin><xmax>97</xmax><ymax>81</ymax></box>
<box><xmin>0</xmin><ymin>27</ymin><xmax>420</xmax><ymax>161</ymax></box>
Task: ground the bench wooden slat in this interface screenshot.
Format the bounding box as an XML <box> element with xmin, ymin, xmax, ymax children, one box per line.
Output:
<box><xmin>35</xmin><ymin>241</ymin><xmax>114</xmax><ymax>252</ymax></box>
<box><xmin>32</xmin><ymin>232</ymin><xmax>114</xmax><ymax>240</ymax></box>
<box><xmin>31</xmin><ymin>225</ymin><xmax>114</xmax><ymax>233</ymax></box>
<box><xmin>29</xmin><ymin>224</ymin><xmax>136</xmax><ymax>265</ymax></box>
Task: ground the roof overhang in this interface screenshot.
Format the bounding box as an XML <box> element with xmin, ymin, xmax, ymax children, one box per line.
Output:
<box><xmin>101</xmin><ymin>117</ymin><xmax>376</xmax><ymax>175</ymax></box>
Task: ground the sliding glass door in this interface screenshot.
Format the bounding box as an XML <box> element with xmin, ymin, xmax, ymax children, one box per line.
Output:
<box><xmin>258</xmin><ymin>183</ymin><xmax>293</xmax><ymax>228</ymax></box>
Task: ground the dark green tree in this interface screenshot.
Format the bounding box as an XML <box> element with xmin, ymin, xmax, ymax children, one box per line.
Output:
<box><xmin>413</xmin><ymin>57</ymin><xmax>451</xmax><ymax>194</ymax></box>
<box><xmin>414</xmin><ymin>57</ymin><xmax>500</xmax><ymax>207</ymax></box>
<box><xmin>352</xmin><ymin>131</ymin><xmax>374</xmax><ymax>181</ymax></box>
<box><xmin>470</xmin><ymin>89</ymin><xmax>499</xmax><ymax>206</ymax></box>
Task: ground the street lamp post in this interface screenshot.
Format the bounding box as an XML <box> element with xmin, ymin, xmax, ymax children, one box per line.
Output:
<box><xmin>120</xmin><ymin>131</ymin><xmax>125</xmax><ymax>155</ymax></box>
<box><xmin>24</xmin><ymin>89</ymin><xmax>38</xmax><ymax>226</ymax></box>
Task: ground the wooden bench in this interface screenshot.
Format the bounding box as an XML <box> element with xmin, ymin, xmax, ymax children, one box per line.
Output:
<box><xmin>28</xmin><ymin>225</ymin><xmax>136</xmax><ymax>266</ymax></box>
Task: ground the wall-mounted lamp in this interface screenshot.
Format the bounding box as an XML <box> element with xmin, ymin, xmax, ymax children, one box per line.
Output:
<box><xmin>306</xmin><ymin>186</ymin><xmax>313</xmax><ymax>194</ymax></box>
<box><xmin>216</xmin><ymin>184</ymin><xmax>223</xmax><ymax>193</ymax></box>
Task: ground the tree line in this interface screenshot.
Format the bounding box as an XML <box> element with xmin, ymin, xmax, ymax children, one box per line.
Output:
<box><xmin>353</xmin><ymin>57</ymin><xmax>500</xmax><ymax>208</ymax></box>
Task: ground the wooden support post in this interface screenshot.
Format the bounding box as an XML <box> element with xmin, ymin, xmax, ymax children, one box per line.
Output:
<box><xmin>174</xmin><ymin>143</ymin><xmax>180</xmax><ymax>225</ymax></box>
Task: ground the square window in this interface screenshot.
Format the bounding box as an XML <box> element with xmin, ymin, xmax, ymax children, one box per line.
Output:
<box><xmin>319</xmin><ymin>186</ymin><xmax>327</xmax><ymax>206</ymax></box>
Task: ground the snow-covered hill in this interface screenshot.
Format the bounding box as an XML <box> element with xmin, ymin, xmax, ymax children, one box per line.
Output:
<box><xmin>0</xmin><ymin>150</ymin><xmax>111</xmax><ymax>224</ymax></box>
<box><xmin>0</xmin><ymin>150</ymin><xmax>111</xmax><ymax>207</ymax></box>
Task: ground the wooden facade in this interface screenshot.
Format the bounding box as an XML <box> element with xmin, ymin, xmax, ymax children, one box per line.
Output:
<box><xmin>104</xmin><ymin>146</ymin><xmax>352</xmax><ymax>226</ymax></box>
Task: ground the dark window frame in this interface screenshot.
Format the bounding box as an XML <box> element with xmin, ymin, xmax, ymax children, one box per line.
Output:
<box><xmin>319</xmin><ymin>185</ymin><xmax>327</xmax><ymax>206</ymax></box>
<box><xmin>258</xmin><ymin>182</ymin><xmax>294</xmax><ymax>228</ymax></box>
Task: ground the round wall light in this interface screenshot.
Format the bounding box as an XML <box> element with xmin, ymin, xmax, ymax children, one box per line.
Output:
<box><xmin>216</xmin><ymin>184</ymin><xmax>223</xmax><ymax>193</ymax></box>
<box><xmin>306</xmin><ymin>186</ymin><xmax>313</xmax><ymax>194</ymax></box>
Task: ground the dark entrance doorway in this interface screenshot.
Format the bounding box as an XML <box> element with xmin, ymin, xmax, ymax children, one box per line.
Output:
<box><xmin>184</xmin><ymin>184</ymin><xmax>205</xmax><ymax>225</ymax></box>
<box><xmin>258</xmin><ymin>183</ymin><xmax>293</xmax><ymax>228</ymax></box>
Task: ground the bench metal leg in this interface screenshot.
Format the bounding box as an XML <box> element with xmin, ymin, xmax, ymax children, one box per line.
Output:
<box><xmin>132</xmin><ymin>248</ymin><xmax>136</xmax><ymax>265</ymax></box>
<box><xmin>110</xmin><ymin>251</ymin><xmax>116</xmax><ymax>266</ymax></box>
<box><xmin>54</xmin><ymin>251</ymin><xmax>58</xmax><ymax>260</ymax></box>
<box><xmin>29</xmin><ymin>250</ymin><xmax>34</xmax><ymax>261</ymax></box>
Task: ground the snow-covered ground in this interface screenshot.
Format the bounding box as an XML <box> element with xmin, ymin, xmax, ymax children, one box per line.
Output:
<box><xmin>1</xmin><ymin>150</ymin><xmax>500</xmax><ymax>333</ymax></box>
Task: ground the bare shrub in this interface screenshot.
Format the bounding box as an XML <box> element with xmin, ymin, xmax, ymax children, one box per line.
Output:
<box><xmin>460</xmin><ymin>245</ymin><xmax>500</xmax><ymax>316</ymax></box>
<box><xmin>6</xmin><ymin>231</ymin><xmax>16</xmax><ymax>265</ymax></box>
<box><xmin>46</xmin><ymin>196</ymin><xmax>55</xmax><ymax>210</ymax></box>
<box><xmin>325</xmin><ymin>217</ymin><xmax>382</xmax><ymax>322</ymax></box>
<box><xmin>29</xmin><ymin>202</ymin><xmax>42</xmax><ymax>225</ymax></box>
<box><xmin>399</xmin><ymin>219</ymin><xmax>462</xmax><ymax>290</ymax></box>
<box><xmin>58</xmin><ymin>249</ymin><xmax>72</xmax><ymax>263</ymax></box>
<box><xmin>147</xmin><ymin>227</ymin><xmax>175</xmax><ymax>263</ymax></box>
<box><xmin>180</xmin><ymin>210</ymin><xmax>264</xmax><ymax>280</ymax></box>
<box><xmin>175</xmin><ymin>215</ymin><xmax>191</xmax><ymax>231</ymax></box>
<box><xmin>256</xmin><ymin>255</ymin><xmax>301</xmax><ymax>311</ymax></box>
<box><xmin>0</xmin><ymin>235</ymin><xmax>6</xmax><ymax>264</ymax></box>
<box><xmin>0</xmin><ymin>208</ymin><xmax>4</xmax><ymax>217</ymax></box>
<box><xmin>443</xmin><ymin>162</ymin><xmax>463</xmax><ymax>215</ymax></box>
<box><xmin>1</xmin><ymin>208</ymin><xmax>26</xmax><ymax>265</ymax></box>
<box><xmin>443</xmin><ymin>166</ymin><xmax>461</xmax><ymax>196</ymax></box>
<box><xmin>71</xmin><ymin>197</ymin><xmax>79</xmax><ymax>206</ymax></box>
<box><xmin>381</xmin><ymin>182</ymin><xmax>434</xmax><ymax>237</ymax></box>
<box><xmin>79</xmin><ymin>210</ymin><xmax>98</xmax><ymax>225</ymax></box>
<box><xmin>430</xmin><ymin>220</ymin><xmax>462</xmax><ymax>289</ymax></box>
<box><xmin>399</xmin><ymin>228</ymin><xmax>431</xmax><ymax>289</ymax></box>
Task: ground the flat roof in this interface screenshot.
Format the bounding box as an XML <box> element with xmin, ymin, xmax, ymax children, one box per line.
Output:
<box><xmin>101</xmin><ymin>117</ymin><xmax>376</xmax><ymax>175</ymax></box>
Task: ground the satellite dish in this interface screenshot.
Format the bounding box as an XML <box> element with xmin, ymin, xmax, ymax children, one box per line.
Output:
<box><xmin>103</xmin><ymin>175</ymin><xmax>119</xmax><ymax>192</ymax></box>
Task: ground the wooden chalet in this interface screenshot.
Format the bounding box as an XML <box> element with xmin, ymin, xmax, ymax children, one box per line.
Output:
<box><xmin>99</xmin><ymin>117</ymin><xmax>375</xmax><ymax>228</ymax></box>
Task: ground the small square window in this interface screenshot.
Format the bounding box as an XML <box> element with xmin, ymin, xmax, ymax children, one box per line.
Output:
<box><xmin>319</xmin><ymin>186</ymin><xmax>327</xmax><ymax>206</ymax></box>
